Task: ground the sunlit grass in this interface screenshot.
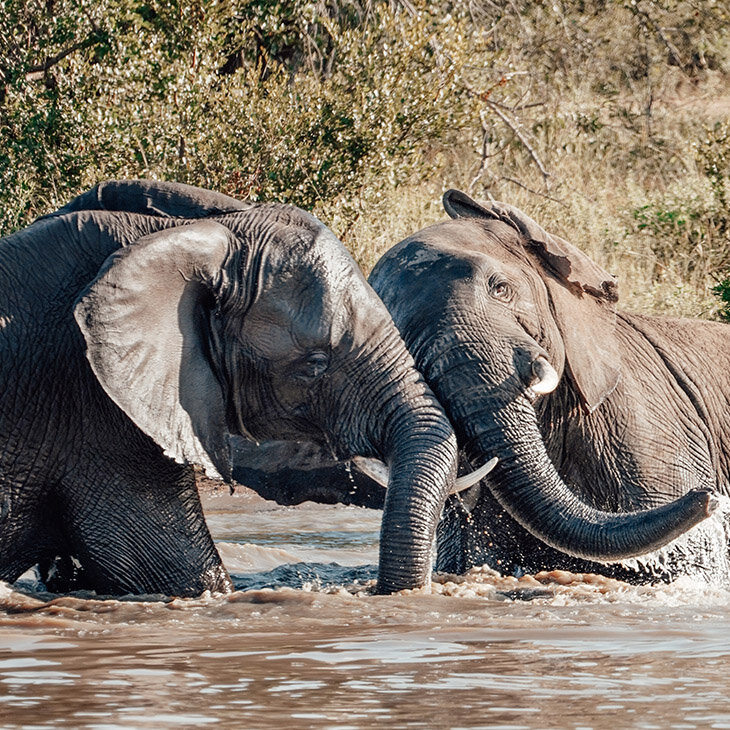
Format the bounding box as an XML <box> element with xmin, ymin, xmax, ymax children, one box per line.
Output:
<box><xmin>2</xmin><ymin>1</ymin><xmax>729</xmax><ymax>318</ymax></box>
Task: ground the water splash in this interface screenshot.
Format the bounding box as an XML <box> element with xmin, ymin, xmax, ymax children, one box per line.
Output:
<box><xmin>231</xmin><ymin>562</ymin><xmax>377</xmax><ymax>592</ymax></box>
<box><xmin>616</xmin><ymin>492</ymin><xmax>730</xmax><ymax>585</ymax></box>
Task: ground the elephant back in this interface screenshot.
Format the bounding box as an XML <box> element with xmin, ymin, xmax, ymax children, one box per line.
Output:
<box><xmin>39</xmin><ymin>180</ymin><xmax>252</xmax><ymax>221</ymax></box>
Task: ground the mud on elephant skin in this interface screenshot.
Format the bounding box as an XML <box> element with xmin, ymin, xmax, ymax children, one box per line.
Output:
<box><xmin>366</xmin><ymin>189</ymin><xmax>725</xmax><ymax>583</ymax></box>
<box><xmin>0</xmin><ymin>180</ymin><xmax>458</xmax><ymax>597</ymax></box>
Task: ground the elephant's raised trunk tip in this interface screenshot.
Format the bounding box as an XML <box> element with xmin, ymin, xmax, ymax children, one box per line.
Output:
<box><xmin>549</xmin><ymin>486</ymin><xmax>719</xmax><ymax>563</ymax></box>
<box><xmin>699</xmin><ymin>488</ymin><xmax>719</xmax><ymax>518</ymax></box>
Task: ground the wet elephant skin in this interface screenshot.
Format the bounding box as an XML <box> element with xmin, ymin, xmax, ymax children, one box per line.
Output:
<box><xmin>0</xmin><ymin>180</ymin><xmax>457</xmax><ymax>596</ymax></box>
<box><xmin>367</xmin><ymin>190</ymin><xmax>724</xmax><ymax>582</ymax></box>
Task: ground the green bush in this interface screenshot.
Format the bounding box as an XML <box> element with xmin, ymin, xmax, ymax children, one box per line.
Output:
<box><xmin>702</xmin><ymin>121</ymin><xmax>730</xmax><ymax>318</ymax></box>
<box><xmin>712</xmin><ymin>278</ymin><xmax>730</xmax><ymax>322</ymax></box>
<box><xmin>0</xmin><ymin>0</ymin><xmax>478</xmax><ymax>237</ymax></box>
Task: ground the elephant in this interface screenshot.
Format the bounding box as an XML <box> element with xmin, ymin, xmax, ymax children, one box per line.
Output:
<box><xmin>231</xmin><ymin>189</ymin><xmax>722</xmax><ymax>585</ymax></box>
<box><xmin>364</xmin><ymin>189</ymin><xmax>726</xmax><ymax>582</ymax></box>
<box><xmin>0</xmin><ymin>179</ymin><xmax>460</xmax><ymax>597</ymax></box>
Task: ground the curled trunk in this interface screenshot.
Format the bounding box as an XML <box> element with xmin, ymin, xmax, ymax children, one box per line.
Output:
<box><xmin>469</xmin><ymin>398</ymin><xmax>716</xmax><ymax>561</ymax></box>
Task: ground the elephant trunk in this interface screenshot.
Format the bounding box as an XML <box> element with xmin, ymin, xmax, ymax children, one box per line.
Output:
<box><xmin>467</xmin><ymin>396</ymin><xmax>716</xmax><ymax>561</ymax></box>
<box><xmin>376</xmin><ymin>403</ymin><xmax>457</xmax><ymax>593</ymax></box>
<box><xmin>419</xmin><ymin>336</ymin><xmax>717</xmax><ymax>562</ymax></box>
<box><xmin>336</xmin><ymin>336</ymin><xmax>457</xmax><ymax>594</ymax></box>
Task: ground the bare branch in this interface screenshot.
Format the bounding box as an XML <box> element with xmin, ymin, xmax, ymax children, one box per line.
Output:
<box><xmin>469</xmin><ymin>107</ymin><xmax>515</xmax><ymax>193</ymax></box>
<box><xmin>632</xmin><ymin>1</ymin><xmax>685</xmax><ymax>72</ymax></box>
<box><xmin>484</xmin><ymin>98</ymin><xmax>551</xmax><ymax>183</ymax></box>
<box><xmin>459</xmin><ymin>73</ymin><xmax>552</xmax><ymax>186</ymax></box>
<box><xmin>24</xmin><ymin>35</ymin><xmax>98</xmax><ymax>81</ymax></box>
<box><xmin>501</xmin><ymin>176</ymin><xmax>568</xmax><ymax>208</ymax></box>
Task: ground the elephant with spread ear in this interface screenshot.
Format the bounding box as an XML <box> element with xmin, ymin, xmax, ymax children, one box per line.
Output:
<box><xmin>0</xmin><ymin>179</ymin><xmax>460</xmax><ymax>597</ymax></box>
<box><xmin>364</xmin><ymin>189</ymin><xmax>725</xmax><ymax>582</ymax></box>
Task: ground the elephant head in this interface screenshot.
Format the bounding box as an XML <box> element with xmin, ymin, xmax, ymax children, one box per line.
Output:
<box><xmin>369</xmin><ymin>189</ymin><xmax>716</xmax><ymax>563</ymax></box>
<box><xmin>69</xmin><ymin>180</ymin><xmax>458</xmax><ymax>593</ymax></box>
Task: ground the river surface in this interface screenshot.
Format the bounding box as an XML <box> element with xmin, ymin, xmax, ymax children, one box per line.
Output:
<box><xmin>2</xmin><ymin>485</ymin><xmax>730</xmax><ymax>729</ymax></box>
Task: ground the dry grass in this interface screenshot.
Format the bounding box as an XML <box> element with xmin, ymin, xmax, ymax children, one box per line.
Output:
<box><xmin>342</xmin><ymin>67</ymin><xmax>730</xmax><ymax>319</ymax></box>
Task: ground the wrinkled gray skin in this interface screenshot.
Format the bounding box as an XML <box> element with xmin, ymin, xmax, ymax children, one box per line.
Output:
<box><xmin>0</xmin><ymin>180</ymin><xmax>457</xmax><ymax>597</ymax></box>
<box><xmin>232</xmin><ymin>190</ymin><xmax>719</xmax><ymax>584</ymax></box>
<box><xmin>368</xmin><ymin>190</ymin><xmax>723</xmax><ymax>582</ymax></box>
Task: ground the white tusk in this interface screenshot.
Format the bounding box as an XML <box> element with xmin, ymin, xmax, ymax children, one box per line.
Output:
<box><xmin>351</xmin><ymin>456</ymin><xmax>389</xmax><ymax>488</ymax></box>
<box><xmin>451</xmin><ymin>457</ymin><xmax>498</xmax><ymax>494</ymax></box>
<box><xmin>529</xmin><ymin>356</ymin><xmax>559</xmax><ymax>395</ymax></box>
<box><xmin>352</xmin><ymin>455</ymin><xmax>498</xmax><ymax>495</ymax></box>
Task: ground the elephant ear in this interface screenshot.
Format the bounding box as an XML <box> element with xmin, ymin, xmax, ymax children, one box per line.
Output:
<box><xmin>74</xmin><ymin>220</ymin><xmax>233</xmax><ymax>480</ymax></box>
<box><xmin>540</xmin><ymin>275</ymin><xmax>621</xmax><ymax>413</ymax></box>
<box><xmin>442</xmin><ymin>189</ymin><xmax>621</xmax><ymax>413</ymax></box>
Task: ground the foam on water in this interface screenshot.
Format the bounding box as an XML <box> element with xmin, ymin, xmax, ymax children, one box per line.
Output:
<box><xmin>4</xmin><ymin>545</ymin><xmax>730</xmax><ymax>624</ymax></box>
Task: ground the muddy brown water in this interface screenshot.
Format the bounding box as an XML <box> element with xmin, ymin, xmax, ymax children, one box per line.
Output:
<box><xmin>2</xmin><ymin>486</ymin><xmax>730</xmax><ymax>729</ymax></box>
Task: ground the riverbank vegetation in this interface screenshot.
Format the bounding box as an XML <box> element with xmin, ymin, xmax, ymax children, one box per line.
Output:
<box><xmin>2</xmin><ymin>0</ymin><xmax>729</xmax><ymax>315</ymax></box>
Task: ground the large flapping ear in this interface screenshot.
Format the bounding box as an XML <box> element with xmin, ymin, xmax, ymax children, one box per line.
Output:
<box><xmin>74</xmin><ymin>220</ymin><xmax>233</xmax><ymax>479</ymax></box>
<box><xmin>43</xmin><ymin>179</ymin><xmax>251</xmax><ymax>220</ymax></box>
<box><xmin>541</xmin><ymin>274</ymin><xmax>621</xmax><ymax>413</ymax></box>
<box><xmin>443</xmin><ymin>189</ymin><xmax>621</xmax><ymax>413</ymax></box>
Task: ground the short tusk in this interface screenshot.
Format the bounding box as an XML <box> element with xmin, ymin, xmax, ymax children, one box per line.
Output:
<box><xmin>352</xmin><ymin>455</ymin><xmax>498</xmax><ymax>495</ymax></box>
<box><xmin>451</xmin><ymin>456</ymin><xmax>498</xmax><ymax>493</ymax></box>
<box><xmin>351</xmin><ymin>456</ymin><xmax>389</xmax><ymax>488</ymax></box>
<box><xmin>529</xmin><ymin>356</ymin><xmax>559</xmax><ymax>395</ymax></box>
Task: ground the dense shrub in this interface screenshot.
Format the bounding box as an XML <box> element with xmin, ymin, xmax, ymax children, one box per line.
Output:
<box><xmin>0</xmin><ymin>0</ymin><xmax>478</xmax><ymax>235</ymax></box>
<box><xmin>1</xmin><ymin>0</ymin><xmax>729</xmax><ymax>315</ymax></box>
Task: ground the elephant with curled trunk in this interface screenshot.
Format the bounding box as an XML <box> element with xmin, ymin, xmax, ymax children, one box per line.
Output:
<box><xmin>0</xmin><ymin>179</ymin><xmax>458</xmax><ymax>597</ymax></box>
<box><xmin>367</xmin><ymin>189</ymin><xmax>724</xmax><ymax>582</ymax></box>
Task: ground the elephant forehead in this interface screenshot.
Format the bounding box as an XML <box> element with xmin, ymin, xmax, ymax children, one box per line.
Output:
<box><xmin>242</xmin><ymin>281</ymin><xmax>338</xmax><ymax>356</ymax></box>
<box><xmin>240</xmin><ymin>226</ymin><xmax>391</xmax><ymax>359</ymax></box>
<box><xmin>302</xmin><ymin>232</ymin><xmax>394</xmax><ymax>336</ymax></box>
<box><xmin>397</xmin><ymin>219</ymin><xmax>524</xmax><ymax>263</ymax></box>
<box><xmin>242</xmin><ymin>270</ymin><xmax>384</xmax><ymax>360</ymax></box>
<box><xmin>400</xmin><ymin>243</ymin><xmax>446</xmax><ymax>267</ymax></box>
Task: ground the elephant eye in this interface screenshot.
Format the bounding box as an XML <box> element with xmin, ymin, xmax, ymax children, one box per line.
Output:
<box><xmin>490</xmin><ymin>280</ymin><xmax>513</xmax><ymax>303</ymax></box>
<box><xmin>293</xmin><ymin>351</ymin><xmax>329</xmax><ymax>381</ymax></box>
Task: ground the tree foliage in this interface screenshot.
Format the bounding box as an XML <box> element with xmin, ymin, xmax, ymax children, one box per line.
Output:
<box><xmin>0</xmin><ymin>0</ymin><xmax>478</xmax><ymax>234</ymax></box>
